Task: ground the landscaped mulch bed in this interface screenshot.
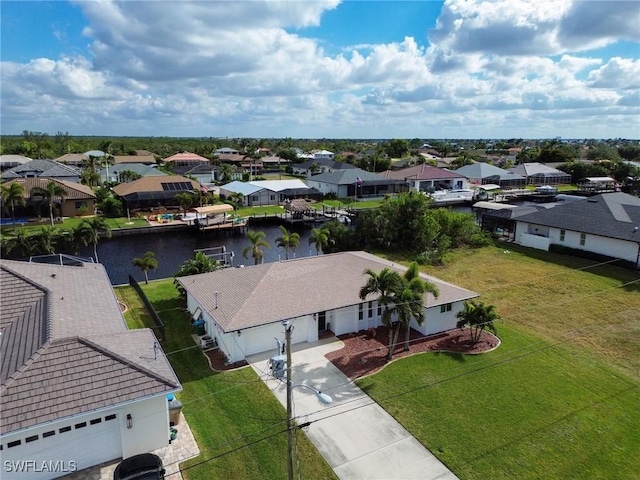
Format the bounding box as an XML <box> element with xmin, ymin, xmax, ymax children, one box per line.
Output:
<box><xmin>204</xmin><ymin>348</ymin><xmax>248</xmax><ymax>371</ymax></box>
<box><xmin>326</xmin><ymin>326</ymin><xmax>499</xmax><ymax>380</ymax></box>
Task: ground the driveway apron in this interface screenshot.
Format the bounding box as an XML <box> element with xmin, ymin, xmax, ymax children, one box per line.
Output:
<box><xmin>247</xmin><ymin>338</ymin><xmax>458</xmax><ymax>480</ymax></box>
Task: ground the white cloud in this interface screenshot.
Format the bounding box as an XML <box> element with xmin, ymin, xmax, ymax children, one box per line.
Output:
<box><xmin>0</xmin><ymin>0</ymin><xmax>638</xmax><ymax>138</ymax></box>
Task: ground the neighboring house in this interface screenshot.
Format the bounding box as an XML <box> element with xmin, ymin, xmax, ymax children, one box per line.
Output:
<box><xmin>380</xmin><ymin>164</ymin><xmax>468</xmax><ymax>192</ymax></box>
<box><xmin>513</xmin><ymin>193</ymin><xmax>640</xmax><ymax>269</ymax></box>
<box><xmin>111</xmin><ymin>175</ymin><xmax>201</xmax><ymax>210</ymax></box>
<box><xmin>163</xmin><ymin>152</ymin><xmax>210</xmax><ymax>166</ymax></box>
<box><xmin>306</xmin><ymin>168</ymin><xmax>407</xmax><ymax>198</ymax></box>
<box><xmin>178</xmin><ymin>251</ymin><xmax>479</xmax><ymax>363</ymax></box>
<box><xmin>100</xmin><ymin>164</ymin><xmax>167</xmax><ymax>184</ymax></box>
<box><xmin>214</xmin><ymin>147</ymin><xmax>239</xmax><ymax>155</ymax></box>
<box><xmin>1</xmin><ymin>178</ymin><xmax>96</xmax><ymax>218</ymax></box>
<box><xmin>219</xmin><ymin>179</ymin><xmax>315</xmax><ymax>206</ymax></box>
<box><xmin>509</xmin><ymin>162</ymin><xmax>571</xmax><ymax>186</ymax></box>
<box><xmin>0</xmin><ymin>155</ymin><xmax>32</xmax><ymax>172</ymax></box>
<box><xmin>261</xmin><ymin>155</ymin><xmax>290</xmax><ymax>172</ymax></box>
<box><xmin>313</xmin><ymin>149</ymin><xmax>334</xmax><ymax>161</ymax></box>
<box><xmin>291</xmin><ymin>158</ymin><xmax>358</xmax><ymax>177</ymax></box>
<box><xmin>170</xmin><ymin>163</ymin><xmax>219</xmax><ymax>188</ymax></box>
<box><xmin>1</xmin><ymin>159</ymin><xmax>81</xmax><ymax>183</ymax></box>
<box><xmin>454</xmin><ymin>163</ymin><xmax>526</xmax><ymax>188</ymax></box>
<box><xmin>113</xmin><ymin>155</ymin><xmax>157</xmax><ymax>165</ymax></box>
<box><xmin>0</xmin><ymin>259</ymin><xmax>181</xmax><ymax>479</ymax></box>
<box><xmin>215</xmin><ymin>153</ymin><xmax>263</xmax><ymax>176</ymax></box>
<box><xmin>54</xmin><ymin>153</ymin><xmax>88</xmax><ymax>168</ymax></box>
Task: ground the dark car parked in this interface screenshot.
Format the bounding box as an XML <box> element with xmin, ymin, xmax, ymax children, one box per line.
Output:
<box><xmin>113</xmin><ymin>453</ymin><xmax>165</xmax><ymax>480</ymax></box>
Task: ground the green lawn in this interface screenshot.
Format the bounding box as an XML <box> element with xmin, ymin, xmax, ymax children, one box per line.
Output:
<box><xmin>1</xmin><ymin>216</ymin><xmax>148</xmax><ymax>236</ymax></box>
<box><xmin>116</xmin><ymin>280</ymin><xmax>336</xmax><ymax>480</ymax></box>
<box><xmin>359</xmin><ymin>243</ymin><xmax>640</xmax><ymax>479</ymax></box>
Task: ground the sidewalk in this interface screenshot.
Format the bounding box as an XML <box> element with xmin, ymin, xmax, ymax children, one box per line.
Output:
<box><xmin>247</xmin><ymin>338</ymin><xmax>458</xmax><ymax>480</ymax></box>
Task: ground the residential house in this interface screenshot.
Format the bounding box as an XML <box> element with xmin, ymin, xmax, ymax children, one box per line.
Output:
<box><xmin>380</xmin><ymin>164</ymin><xmax>468</xmax><ymax>192</ymax></box>
<box><xmin>219</xmin><ymin>179</ymin><xmax>315</xmax><ymax>206</ymax></box>
<box><xmin>508</xmin><ymin>162</ymin><xmax>571</xmax><ymax>186</ymax></box>
<box><xmin>215</xmin><ymin>153</ymin><xmax>263</xmax><ymax>177</ymax></box>
<box><xmin>177</xmin><ymin>251</ymin><xmax>479</xmax><ymax>363</ymax></box>
<box><xmin>0</xmin><ymin>155</ymin><xmax>32</xmax><ymax>172</ymax></box>
<box><xmin>54</xmin><ymin>153</ymin><xmax>88</xmax><ymax>168</ymax></box>
<box><xmin>313</xmin><ymin>150</ymin><xmax>334</xmax><ymax>161</ymax></box>
<box><xmin>513</xmin><ymin>193</ymin><xmax>640</xmax><ymax>269</ymax></box>
<box><xmin>291</xmin><ymin>158</ymin><xmax>358</xmax><ymax>177</ymax></box>
<box><xmin>214</xmin><ymin>147</ymin><xmax>239</xmax><ymax>155</ymax></box>
<box><xmin>1</xmin><ymin>159</ymin><xmax>81</xmax><ymax>184</ymax></box>
<box><xmin>306</xmin><ymin>168</ymin><xmax>407</xmax><ymax>198</ymax></box>
<box><xmin>0</xmin><ymin>259</ymin><xmax>181</xmax><ymax>479</ymax></box>
<box><xmin>113</xmin><ymin>155</ymin><xmax>157</xmax><ymax>166</ymax></box>
<box><xmin>454</xmin><ymin>162</ymin><xmax>526</xmax><ymax>188</ymax></box>
<box><xmin>111</xmin><ymin>175</ymin><xmax>201</xmax><ymax>210</ymax></box>
<box><xmin>162</xmin><ymin>152</ymin><xmax>210</xmax><ymax>166</ymax></box>
<box><xmin>170</xmin><ymin>163</ymin><xmax>219</xmax><ymax>189</ymax></box>
<box><xmin>1</xmin><ymin>178</ymin><xmax>96</xmax><ymax>218</ymax></box>
<box><xmin>99</xmin><ymin>163</ymin><xmax>167</xmax><ymax>184</ymax></box>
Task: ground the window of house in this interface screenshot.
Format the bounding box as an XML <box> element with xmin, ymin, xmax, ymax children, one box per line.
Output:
<box><xmin>75</xmin><ymin>201</ymin><xmax>87</xmax><ymax>209</ymax></box>
<box><xmin>580</xmin><ymin>233</ymin><xmax>586</xmax><ymax>246</ymax></box>
<box><xmin>368</xmin><ymin>301</ymin><xmax>373</xmax><ymax>318</ymax></box>
<box><xmin>440</xmin><ymin>303</ymin><xmax>452</xmax><ymax>313</ymax></box>
<box><xmin>377</xmin><ymin>303</ymin><xmax>382</xmax><ymax>316</ymax></box>
<box><xmin>270</xmin><ymin>195</ymin><xmax>275</xmax><ymax>201</ymax></box>
<box><xmin>251</xmin><ymin>195</ymin><xmax>259</xmax><ymax>202</ymax></box>
<box><xmin>358</xmin><ymin>303</ymin><xmax>363</xmax><ymax>321</ymax></box>
<box><xmin>560</xmin><ymin>230</ymin><xmax>565</xmax><ymax>242</ymax></box>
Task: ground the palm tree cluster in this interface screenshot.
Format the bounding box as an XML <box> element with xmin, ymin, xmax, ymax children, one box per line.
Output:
<box><xmin>455</xmin><ymin>300</ymin><xmax>500</xmax><ymax>344</ymax></box>
<box><xmin>1</xmin><ymin>218</ymin><xmax>111</xmax><ymax>262</ymax></box>
<box><xmin>360</xmin><ymin>262</ymin><xmax>439</xmax><ymax>360</ymax></box>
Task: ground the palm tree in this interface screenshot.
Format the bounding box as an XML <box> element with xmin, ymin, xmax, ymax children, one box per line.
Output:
<box><xmin>1</xmin><ymin>182</ymin><xmax>26</xmax><ymax>230</ymax></box>
<box><xmin>31</xmin><ymin>181</ymin><xmax>67</xmax><ymax>227</ymax></box>
<box><xmin>219</xmin><ymin>163</ymin><xmax>234</xmax><ymax>183</ymax></box>
<box><xmin>33</xmin><ymin>226</ymin><xmax>62</xmax><ymax>255</ymax></box>
<box><xmin>175</xmin><ymin>251</ymin><xmax>221</xmax><ymax>277</ymax></box>
<box><xmin>3</xmin><ymin>229</ymin><xmax>35</xmax><ymax>258</ymax></box>
<box><xmin>275</xmin><ymin>225</ymin><xmax>300</xmax><ymax>260</ymax></box>
<box><xmin>309</xmin><ymin>227</ymin><xmax>330</xmax><ymax>255</ymax></box>
<box><xmin>132</xmin><ymin>251</ymin><xmax>158</xmax><ymax>284</ymax></box>
<box><xmin>77</xmin><ymin>216</ymin><xmax>112</xmax><ymax>262</ymax></box>
<box><xmin>456</xmin><ymin>300</ymin><xmax>499</xmax><ymax>344</ymax></box>
<box><xmin>359</xmin><ymin>267</ymin><xmax>402</xmax><ymax>360</ymax></box>
<box><xmin>242</xmin><ymin>229</ymin><xmax>270</xmax><ymax>265</ymax></box>
<box><xmin>175</xmin><ymin>192</ymin><xmax>194</xmax><ymax>214</ymax></box>
<box><xmin>395</xmin><ymin>262</ymin><xmax>439</xmax><ymax>353</ymax></box>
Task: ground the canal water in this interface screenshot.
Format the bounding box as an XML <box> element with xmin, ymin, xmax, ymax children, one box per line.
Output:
<box><xmin>79</xmin><ymin>224</ymin><xmax>316</xmax><ymax>285</ymax></box>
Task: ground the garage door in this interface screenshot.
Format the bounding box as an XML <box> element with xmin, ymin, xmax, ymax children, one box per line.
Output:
<box><xmin>2</xmin><ymin>412</ymin><xmax>122</xmax><ymax>480</ymax></box>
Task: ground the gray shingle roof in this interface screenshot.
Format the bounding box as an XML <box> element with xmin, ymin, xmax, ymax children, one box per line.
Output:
<box><xmin>309</xmin><ymin>169</ymin><xmax>397</xmax><ymax>185</ymax></box>
<box><xmin>1</xmin><ymin>159</ymin><xmax>80</xmax><ymax>179</ymax></box>
<box><xmin>178</xmin><ymin>251</ymin><xmax>478</xmax><ymax>332</ymax></box>
<box><xmin>515</xmin><ymin>193</ymin><xmax>640</xmax><ymax>242</ymax></box>
<box><xmin>0</xmin><ymin>260</ymin><xmax>181</xmax><ymax>435</ymax></box>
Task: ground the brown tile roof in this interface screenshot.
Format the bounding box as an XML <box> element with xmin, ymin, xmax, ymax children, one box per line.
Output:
<box><xmin>113</xmin><ymin>155</ymin><xmax>157</xmax><ymax>164</ymax></box>
<box><xmin>178</xmin><ymin>251</ymin><xmax>478</xmax><ymax>332</ymax></box>
<box><xmin>3</xmin><ymin>178</ymin><xmax>96</xmax><ymax>200</ymax></box>
<box><xmin>163</xmin><ymin>152</ymin><xmax>209</xmax><ymax>163</ymax></box>
<box><xmin>111</xmin><ymin>175</ymin><xmax>200</xmax><ymax>196</ymax></box>
<box><xmin>0</xmin><ymin>260</ymin><xmax>181</xmax><ymax>435</ymax></box>
<box><xmin>380</xmin><ymin>164</ymin><xmax>466</xmax><ymax>181</ymax></box>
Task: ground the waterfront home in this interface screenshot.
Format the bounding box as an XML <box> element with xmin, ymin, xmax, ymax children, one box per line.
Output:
<box><xmin>513</xmin><ymin>192</ymin><xmax>640</xmax><ymax>269</ymax></box>
<box><xmin>306</xmin><ymin>168</ymin><xmax>407</xmax><ymax>198</ymax></box>
<box><xmin>178</xmin><ymin>251</ymin><xmax>479</xmax><ymax>364</ymax></box>
<box><xmin>162</xmin><ymin>152</ymin><xmax>210</xmax><ymax>166</ymax></box>
<box><xmin>379</xmin><ymin>164</ymin><xmax>468</xmax><ymax>192</ymax></box>
<box><xmin>1</xmin><ymin>159</ymin><xmax>81</xmax><ymax>183</ymax></box>
<box><xmin>508</xmin><ymin>162</ymin><xmax>571</xmax><ymax>186</ymax></box>
<box><xmin>219</xmin><ymin>179</ymin><xmax>317</xmax><ymax>206</ymax></box>
<box><xmin>291</xmin><ymin>158</ymin><xmax>358</xmax><ymax>177</ymax></box>
<box><xmin>111</xmin><ymin>175</ymin><xmax>201</xmax><ymax>211</ymax></box>
<box><xmin>455</xmin><ymin>163</ymin><xmax>526</xmax><ymax>188</ymax></box>
<box><xmin>0</xmin><ymin>259</ymin><xmax>181</xmax><ymax>479</ymax></box>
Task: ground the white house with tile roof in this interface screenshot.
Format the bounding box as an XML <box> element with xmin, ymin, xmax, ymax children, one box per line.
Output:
<box><xmin>0</xmin><ymin>260</ymin><xmax>181</xmax><ymax>479</ymax></box>
<box><xmin>177</xmin><ymin>251</ymin><xmax>478</xmax><ymax>363</ymax></box>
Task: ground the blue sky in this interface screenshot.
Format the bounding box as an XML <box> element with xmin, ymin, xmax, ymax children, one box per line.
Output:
<box><xmin>1</xmin><ymin>0</ymin><xmax>639</xmax><ymax>139</ymax></box>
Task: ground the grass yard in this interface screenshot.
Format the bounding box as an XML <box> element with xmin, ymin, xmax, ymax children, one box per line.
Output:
<box><xmin>361</xmin><ymin>242</ymin><xmax>640</xmax><ymax>479</ymax></box>
<box><xmin>1</xmin><ymin>216</ymin><xmax>148</xmax><ymax>236</ymax></box>
<box><xmin>116</xmin><ymin>280</ymin><xmax>336</xmax><ymax>480</ymax></box>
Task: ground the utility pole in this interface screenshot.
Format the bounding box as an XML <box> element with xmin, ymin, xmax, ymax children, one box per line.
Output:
<box><xmin>284</xmin><ymin>321</ymin><xmax>294</xmax><ymax>480</ymax></box>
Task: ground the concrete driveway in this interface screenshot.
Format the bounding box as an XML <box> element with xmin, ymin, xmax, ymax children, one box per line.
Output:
<box><xmin>247</xmin><ymin>338</ymin><xmax>458</xmax><ymax>480</ymax></box>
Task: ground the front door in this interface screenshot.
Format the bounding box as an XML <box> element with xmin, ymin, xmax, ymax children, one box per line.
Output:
<box><xmin>318</xmin><ymin>311</ymin><xmax>327</xmax><ymax>332</ymax></box>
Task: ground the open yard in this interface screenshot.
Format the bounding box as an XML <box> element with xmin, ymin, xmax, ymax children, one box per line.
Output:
<box><xmin>359</xmin><ymin>243</ymin><xmax>640</xmax><ymax>479</ymax></box>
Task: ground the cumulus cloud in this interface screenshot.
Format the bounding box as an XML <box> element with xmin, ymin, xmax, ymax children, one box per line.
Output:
<box><xmin>1</xmin><ymin>0</ymin><xmax>638</xmax><ymax>138</ymax></box>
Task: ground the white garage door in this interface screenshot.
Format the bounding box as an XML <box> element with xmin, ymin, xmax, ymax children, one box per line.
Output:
<box><xmin>2</xmin><ymin>412</ymin><xmax>122</xmax><ymax>480</ymax></box>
